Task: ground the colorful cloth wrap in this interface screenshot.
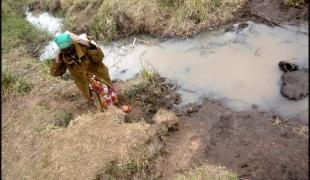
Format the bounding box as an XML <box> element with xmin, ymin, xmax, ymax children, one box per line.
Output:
<box><xmin>88</xmin><ymin>75</ymin><xmax>118</xmax><ymax>110</ymax></box>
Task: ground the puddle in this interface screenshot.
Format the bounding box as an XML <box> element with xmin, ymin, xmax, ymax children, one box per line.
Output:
<box><xmin>27</xmin><ymin>12</ymin><xmax>308</xmax><ymax>121</ymax></box>
<box><xmin>102</xmin><ymin>22</ymin><xmax>308</xmax><ymax>121</ymax></box>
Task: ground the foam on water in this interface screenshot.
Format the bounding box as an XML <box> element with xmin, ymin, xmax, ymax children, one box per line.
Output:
<box><xmin>26</xmin><ymin>11</ymin><xmax>62</xmax><ymax>35</ymax></box>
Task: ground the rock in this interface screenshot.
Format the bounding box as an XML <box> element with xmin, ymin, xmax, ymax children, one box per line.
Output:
<box><xmin>186</xmin><ymin>104</ymin><xmax>201</xmax><ymax>115</ymax></box>
<box><xmin>278</xmin><ymin>61</ymin><xmax>299</xmax><ymax>72</ymax></box>
<box><xmin>187</xmin><ymin>107</ymin><xmax>194</xmax><ymax>113</ymax></box>
<box><xmin>152</xmin><ymin>109</ymin><xmax>180</xmax><ymax>135</ymax></box>
<box><xmin>280</xmin><ymin>69</ymin><xmax>308</xmax><ymax>100</ymax></box>
<box><xmin>153</xmin><ymin>109</ymin><xmax>179</xmax><ymax>127</ymax></box>
<box><xmin>237</xmin><ymin>23</ymin><xmax>248</xmax><ymax>30</ymax></box>
<box><xmin>241</xmin><ymin>163</ymin><xmax>249</xmax><ymax>168</ymax></box>
<box><xmin>281</xmin><ymin>130</ymin><xmax>288</xmax><ymax>137</ymax></box>
<box><xmin>251</xmin><ymin>104</ymin><xmax>258</xmax><ymax>110</ymax></box>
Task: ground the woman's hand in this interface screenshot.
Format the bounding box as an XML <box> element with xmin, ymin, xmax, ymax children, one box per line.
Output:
<box><xmin>77</xmin><ymin>39</ymin><xmax>91</xmax><ymax>47</ymax></box>
<box><xmin>66</xmin><ymin>31</ymin><xmax>91</xmax><ymax>47</ymax></box>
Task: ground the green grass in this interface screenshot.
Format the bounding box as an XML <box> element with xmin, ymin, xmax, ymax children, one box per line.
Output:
<box><xmin>2</xmin><ymin>0</ymin><xmax>51</xmax><ymax>54</ymax></box>
<box><xmin>2</xmin><ymin>69</ymin><xmax>32</xmax><ymax>99</ymax></box>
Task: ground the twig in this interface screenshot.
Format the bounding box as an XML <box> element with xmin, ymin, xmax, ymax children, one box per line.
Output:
<box><xmin>136</xmin><ymin>38</ymin><xmax>150</xmax><ymax>44</ymax></box>
<box><xmin>220</xmin><ymin>97</ymin><xmax>251</xmax><ymax>106</ymax></box>
<box><xmin>251</xmin><ymin>13</ymin><xmax>281</xmax><ymax>27</ymax></box>
<box><xmin>272</xmin><ymin>118</ymin><xmax>289</xmax><ymax>126</ymax></box>
<box><xmin>34</xmin><ymin>44</ymin><xmax>41</xmax><ymax>53</ymax></box>
<box><xmin>180</xmin><ymin>88</ymin><xmax>197</xmax><ymax>94</ymax></box>
<box><xmin>131</xmin><ymin>37</ymin><xmax>136</xmax><ymax>52</ymax></box>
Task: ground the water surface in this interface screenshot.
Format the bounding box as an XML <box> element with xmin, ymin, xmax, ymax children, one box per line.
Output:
<box><xmin>26</xmin><ymin>13</ymin><xmax>309</xmax><ymax>121</ymax></box>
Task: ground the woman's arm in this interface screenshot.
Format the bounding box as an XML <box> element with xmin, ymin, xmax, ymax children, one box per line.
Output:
<box><xmin>50</xmin><ymin>54</ymin><xmax>67</xmax><ymax>76</ymax></box>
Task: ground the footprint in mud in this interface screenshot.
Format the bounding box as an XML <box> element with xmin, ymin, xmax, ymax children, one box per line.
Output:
<box><xmin>211</xmin><ymin>114</ymin><xmax>234</xmax><ymax>139</ymax></box>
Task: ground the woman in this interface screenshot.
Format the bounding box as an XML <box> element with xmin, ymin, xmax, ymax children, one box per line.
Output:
<box><xmin>50</xmin><ymin>32</ymin><xmax>120</xmax><ymax>111</ymax></box>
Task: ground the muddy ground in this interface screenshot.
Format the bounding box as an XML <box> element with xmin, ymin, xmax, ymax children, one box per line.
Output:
<box><xmin>151</xmin><ymin>100</ymin><xmax>308</xmax><ymax>180</ymax></box>
<box><xmin>111</xmin><ymin>75</ymin><xmax>308</xmax><ymax>179</ymax></box>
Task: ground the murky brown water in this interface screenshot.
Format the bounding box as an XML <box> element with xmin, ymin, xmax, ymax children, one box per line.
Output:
<box><xmin>101</xmin><ymin>22</ymin><xmax>308</xmax><ymax>121</ymax></box>
<box><xmin>27</xmin><ymin>11</ymin><xmax>308</xmax><ymax>122</ymax></box>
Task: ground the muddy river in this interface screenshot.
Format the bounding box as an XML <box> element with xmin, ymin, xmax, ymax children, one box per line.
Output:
<box><xmin>26</xmin><ymin>12</ymin><xmax>309</xmax><ymax>122</ymax></box>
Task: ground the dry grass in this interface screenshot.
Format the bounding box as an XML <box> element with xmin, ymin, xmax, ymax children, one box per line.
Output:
<box><xmin>2</xmin><ymin>104</ymin><xmax>156</xmax><ymax>179</ymax></box>
<box><xmin>29</xmin><ymin>0</ymin><xmax>246</xmax><ymax>41</ymax></box>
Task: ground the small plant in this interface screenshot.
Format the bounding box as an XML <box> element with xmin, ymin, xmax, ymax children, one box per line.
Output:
<box><xmin>2</xmin><ymin>69</ymin><xmax>32</xmax><ymax>99</ymax></box>
<box><xmin>105</xmin><ymin>160</ymin><xmax>140</xmax><ymax>178</ymax></box>
<box><xmin>176</xmin><ymin>164</ymin><xmax>238</xmax><ymax>180</ymax></box>
<box><xmin>283</xmin><ymin>0</ymin><xmax>305</xmax><ymax>7</ymax></box>
<box><xmin>53</xmin><ymin>111</ymin><xmax>73</xmax><ymax>127</ymax></box>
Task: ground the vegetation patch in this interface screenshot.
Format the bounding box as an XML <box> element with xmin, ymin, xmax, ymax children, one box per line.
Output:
<box><xmin>2</xmin><ymin>0</ymin><xmax>51</xmax><ymax>55</ymax></box>
<box><xmin>176</xmin><ymin>164</ymin><xmax>238</xmax><ymax>180</ymax></box>
<box><xmin>2</xmin><ymin>69</ymin><xmax>32</xmax><ymax>99</ymax></box>
<box><xmin>53</xmin><ymin>110</ymin><xmax>74</xmax><ymax>127</ymax></box>
<box><xmin>29</xmin><ymin>0</ymin><xmax>246</xmax><ymax>41</ymax></box>
<box><xmin>283</xmin><ymin>0</ymin><xmax>305</xmax><ymax>7</ymax></box>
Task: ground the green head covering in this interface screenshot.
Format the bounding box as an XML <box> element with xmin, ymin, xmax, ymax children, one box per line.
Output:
<box><xmin>54</xmin><ymin>33</ymin><xmax>72</xmax><ymax>50</ymax></box>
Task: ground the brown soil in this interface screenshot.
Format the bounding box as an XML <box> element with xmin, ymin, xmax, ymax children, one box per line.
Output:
<box><xmin>147</xmin><ymin>99</ymin><xmax>309</xmax><ymax>179</ymax></box>
<box><xmin>249</xmin><ymin>0</ymin><xmax>309</xmax><ymax>25</ymax></box>
<box><xmin>110</xmin><ymin>74</ymin><xmax>309</xmax><ymax>179</ymax></box>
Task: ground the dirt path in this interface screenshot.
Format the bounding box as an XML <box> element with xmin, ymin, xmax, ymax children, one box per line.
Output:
<box><xmin>149</xmin><ymin>99</ymin><xmax>308</xmax><ymax>179</ymax></box>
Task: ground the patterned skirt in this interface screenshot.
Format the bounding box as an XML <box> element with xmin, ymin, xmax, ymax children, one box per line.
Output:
<box><xmin>88</xmin><ymin>75</ymin><xmax>119</xmax><ymax>111</ymax></box>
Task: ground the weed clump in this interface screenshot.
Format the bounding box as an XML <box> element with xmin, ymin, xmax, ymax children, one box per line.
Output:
<box><xmin>53</xmin><ymin>110</ymin><xmax>74</xmax><ymax>127</ymax></box>
<box><xmin>171</xmin><ymin>0</ymin><xmax>221</xmax><ymax>23</ymax></box>
<box><xmin>2</xmin><ymin>69</ymin><xmax>32</xmax><ymax>99</ymax></box>
<box><xmin>176</xmin><ymin>164</ymin><xmax>238</xmax><ymax>180</ymax></box>
<box><xmin>283</xmin><ymin>0</ymin><xmax>305</xmax><ymax>7</ymax></box>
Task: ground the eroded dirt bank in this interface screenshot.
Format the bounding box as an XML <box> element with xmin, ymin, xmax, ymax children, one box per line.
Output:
<box><xmin>27</xmin><ymin>0</ymin><xmax>308</xmax><ymax>41</ymax></box>
<box><xmin>149</xmin><ymin>99</ymin><xmax>308</xmax><ymax>180</ymax></box>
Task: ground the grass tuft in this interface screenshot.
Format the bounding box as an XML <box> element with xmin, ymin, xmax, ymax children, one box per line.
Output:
<box><xmin>283</xmin><ymin>0</ymin><xmax>305</xmax><ymax>7</ymax></box>
<box><xmin>176</xmin><ymin>164</ymin><xmax>238</xmax><ymax>180</ymax></box>
<box><xmin>53</xmin><ymin>110</ymin><xmax>74</xmax><ymax>127</ymax></box>
<box><xmin>172</xmin><ymin>0</ymin><xmax>221</xmax><ymax>23</ymax></box>
<box><xmin>2</xmin><ymin>69</ymin><xmax>32</xmax><ymax>99</ymax></box>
